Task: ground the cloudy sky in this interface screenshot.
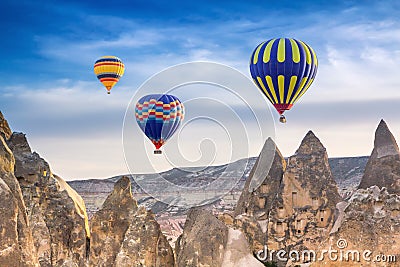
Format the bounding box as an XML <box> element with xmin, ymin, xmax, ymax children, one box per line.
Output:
<box><xmin>1</xmin><ymin>0</ymin><xmax>400</xmax><ymax>180</ymax></box>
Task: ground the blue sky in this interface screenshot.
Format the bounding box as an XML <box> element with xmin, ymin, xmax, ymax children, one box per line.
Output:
<box><xmin>1</xmin><ymin>0</ymin><xmax>400</xmax><ymax>179</ymax></box>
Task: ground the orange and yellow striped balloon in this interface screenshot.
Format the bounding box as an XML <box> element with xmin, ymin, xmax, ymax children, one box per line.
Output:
<box><xmin>94</xmin><ymin>56</ymin><xmax>125</xmax><ymax>94</ymax></box>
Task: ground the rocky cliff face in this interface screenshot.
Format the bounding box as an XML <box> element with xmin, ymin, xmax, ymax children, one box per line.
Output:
<box><xmin>0</xmin><ymin>112</ymin><xmax>89</xmax><ymax>267</ymax></box>
<box><xmin>90</xmin><ymin>176</ymin><xmax>174</xmax><ymax>267</ymax></box>
<box><xmin>7</xmin><ymin>132</ymin><xmax>90</xmax><ymax>267</ymax></box>
<box><xmin>90</xmin><ymin>176</ymin><xmax>138</xmax><ymax>266</ymax></box>
<box><xmin>1</xmin><ymin>110</ymin><xmax>399</xmax><ymax>267</ymax></box>
<box><xmin>317</xmin><ymin>186</ymin><xmax>400</xmax><ymax>266</ymax></box>
<box><xmin>0</xmin><ymin>112</ymin><xmax>174</xmax><ymax>267</ymax></box>
<box><xmin>176</xmin><ymin>208</ymin><xmax>228</xmax><ymax>267</ymax></box>
<box><xmin>0</xmin><ymin>132</ymin><xmax>39</xmax><ymax>266</ymax></box>
<box><xmin>359</xmin><ymin>119</ymin><xmax>400</xmax><ymax>194</ymax></box>
<box><xmin>0</xmin><ymin>111</ymin><xmax>12</xmax><ymax>140</ymax></box>
<box><xmin>233</xmin><ymin>138</ymin><xmax>286</xmax><ymax>253</ymax></box>
<box><xmin>176</xmin><ymin>208</ymin><xmax>263</xmax><ymax>267</ymax></box>
<box><xmin>233</xmin><ymin>132</ymin><xmax>342</xmax><ymax>265</ymax></box>
<box><xmin>234</xmin><ymin>138</ymin><xmax>286</xmax><ymax>217</ymax></box>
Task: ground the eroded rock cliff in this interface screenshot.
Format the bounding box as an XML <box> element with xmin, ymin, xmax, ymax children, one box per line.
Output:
<box><xmin>176</xmin><ymin>208</ymin><xmax>263</xmax><ymax>267</ymax></box>
<box><xmin>0</xmin><ymin>112</ymin><xmax>89</xmax><ymax>267</ymax></box>
<box><xmin>359</xmin><ymin>119</ymin><xmax>400</xmax><ymax>194</ymax></box>
<box><xmin>233</xmin><ymin>137</ymin><xmax>286</xmax><ymax>253</ymax></box>
<box><xmin>8</xmin><ymin>132</ymin><xmax>90</xmax><ymax>267</ymax></box>
<box><xmin>316</xmin><ymin>186</ymin><xmax>400</xmax><ymax>266</ymax></box>
<box><xmin>233</xmin><ymin>132</ymin><xmax>342</xmax><ymax>265</ymax></box>
<box><xmin>0</xmin><ymin>111</ymin><xmax>12</xmax><ymax>140</ymax></box>
<box><xmin>90</xmin><ymin>176</ymin><xmax>174</xmax><ymax>267</ymax></box>
<box><xmin>1</xmin><ymin>110</ymin><xmax>399</xmax><ymax>267</ymax></box>
<box><xmin>0</xmin><ymin>133</ymin><xmax>39</xmax><ymax>266</ymax></box>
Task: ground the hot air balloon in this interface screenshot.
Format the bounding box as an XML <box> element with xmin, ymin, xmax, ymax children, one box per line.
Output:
<box><xmin>94</xmin><ymin>56</ymin><xmax>125</xmax><ymax>94</ymax></box>
<box><xmin>135</xmin><ymin>94</ymin><xmax>184</xmax><ymax>154</ymax></box>
<box><xmin>249</xmin><ymin>38</ymin><xmax>318</xmax><ymax>123</ymax></box>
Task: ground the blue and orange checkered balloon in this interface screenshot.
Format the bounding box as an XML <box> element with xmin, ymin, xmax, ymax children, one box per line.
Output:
<box><xmin>135</xmin><ymin>94</ymin><xmax>184</xmax><ymax>152</ymax></box>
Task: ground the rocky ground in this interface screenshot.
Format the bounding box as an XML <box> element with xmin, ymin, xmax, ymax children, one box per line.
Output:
<box><xmin>67</xmin><ymin>153</ymin><xmax>368</xmax><ymax>246</ymax></box>
<box><xmin>69</xmin><ymin>156</ymin><xmax>367</xmax><ymax>218</ymax></box>
<box><xmin>0</xmin><ymin>110</ymin><xmax>398</xmax><ymax>267</ymax></box>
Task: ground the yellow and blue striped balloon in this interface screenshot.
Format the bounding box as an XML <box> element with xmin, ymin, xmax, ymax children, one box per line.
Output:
<box><xmin>94</xmin><ymin>56</ymin><xmax>125</xmax><ymax>94</ymax></box>
<box><xmin>249</xmin><ymin>38</ymin><xmax>318</xmax><ymax>117</ymax></box>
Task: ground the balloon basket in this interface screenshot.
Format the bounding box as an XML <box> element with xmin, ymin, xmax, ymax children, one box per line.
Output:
<box><xmin>154</xmin><ymin>150</ymin><xmax>162</xmax><ymax>154</ymax></box>
<box><xmin>107</xmin><ymin>91</ymin><xmax>111</xmax><ymax>94</ymax></box>
<box><xmin>279</xmin><ymin>115</ymin><xmax>287</xmax><ymax>123</ymax></box>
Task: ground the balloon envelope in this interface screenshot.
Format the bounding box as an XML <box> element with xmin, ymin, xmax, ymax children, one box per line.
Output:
<box><xmin>249</xmin><ymin>38</ymin><xmax>318</xmax><ymax>115</ymax></box>
<box><xmin>94</xmin><ymin>56</ymin><xmax>125</xmax><ymax>93</ymax></box>
<box><xmin>135</xmin><ymin>94</ymin><xmax>184</xmax><ymax>150</ymax></box>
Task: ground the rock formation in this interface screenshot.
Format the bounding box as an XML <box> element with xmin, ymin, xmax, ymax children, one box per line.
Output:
<box><xmin>359</xmin><ymin>119</ymin><xmax>400</xmax><ymax>194</ymax></box>
<box><xmin>235</xmin><ymin>138</ymin><xmax>286</xmax><ymax>217</ymax></box>
<box><xmin>176</xmin><ymin>208</ymin><xmax>263</xmax><ymax>267</ymax></box>
<box><xmin>234</xmin><ymin>132</ymin><xmax>342</xmax><ymax>265</ymax></box>
<box><xmin>2</xmin><ymin>110</ymin><xmax>399</xmax><ymax>267</ymax></box>
<box><xmin>7</xmin><ymin>132</ymin><xmax>90</xmax><ymax>267</ymax></box>
<box><xmin>176</xmin><ymin>208</ymin><xmax>228</xmax><ymax>267</ymax></box>
<box><xmin>318</xmin><ymin>186</ymin><xmax>400</xmax><ymax>266</ymax></box>
<box><xmin>0</xmin><ymin>111</ymin><xmax>12</xmax><ymax>139</ymax></box>
<box><xmin>0</xmin><ymin>132</ymin><xmax>39</xmax><ymax>266</ymax></box>
<box><xmin>0</xmin><ymin>111</ymin><xmax>89</xmax><ymax>267</ymax></box>
<box><xmin>115</xmin><ymin>206</ymin><xmax>175</xmax><ymax>267</ymax></box>
<box><xmin>233</xmin><ymin>138</ymin><xmax>286</xmax><ymax>253</ymax></box>
<box><xmin>221</xmin><ymin>228</ymin><xmax>265</xmax><ymax>267</ymax></box>
<box><xmin>90</xmin><ymin>176</ymin><xmax>138</xmax><ymax>266</ymax></box>
<box><xmin>90</xmin><ymin>176</ymin><xmax>174</xmax><ymax>267</ymax></box>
